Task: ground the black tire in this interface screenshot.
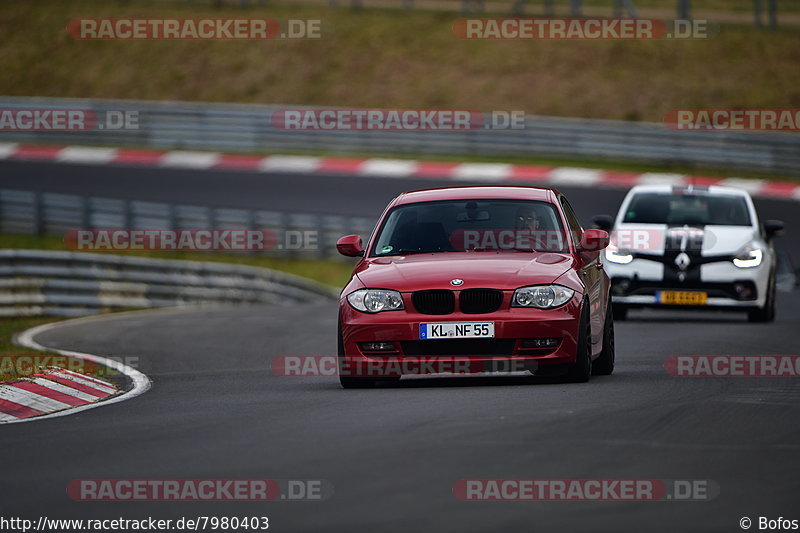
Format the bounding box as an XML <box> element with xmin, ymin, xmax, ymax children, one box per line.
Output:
<box><xmin>564</xmin><ymin>304</ymin><xmax>592</xmax><ymax>383</ymax></box>
<box><xmin>338</xmin><ymin>318</ymin><xmax>377</xmax><ymax>389</ymax></box>
<box><xmin>612</xmin><ymin>303</ymin><xmax>628</xmax><ymax>321</ymax></box>
<box><xmin>592</xmin><ymin>302</ymin><xmax>615</xmax><ymax>376</ymax></box>
<box><xmin>748</xmin><ymin>276</ymin><xmax>776</xmax><ymax>323</ymax></box>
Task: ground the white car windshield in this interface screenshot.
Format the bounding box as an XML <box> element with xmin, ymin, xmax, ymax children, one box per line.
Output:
<box><xmin>623</xmin><ymin>193</ymin><xmax>751</xmax><ymax>226</ymax></box>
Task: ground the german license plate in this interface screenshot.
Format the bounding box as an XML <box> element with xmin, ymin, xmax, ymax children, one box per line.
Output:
<box><xmin>419</xmin><ymin>322</ymin><xmax>495</xmax><ymax>339</ymax></box>
<box><xmin>658</xmin><ymin>290</ymin><xmax>707</xmax><ymax>305</ymax></box>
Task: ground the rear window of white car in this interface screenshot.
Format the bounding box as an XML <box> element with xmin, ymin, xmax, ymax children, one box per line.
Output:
<box><xmin>623</xmin><ymin>193</ymin><xmax>751</xmax><ymax>226</ymax></box>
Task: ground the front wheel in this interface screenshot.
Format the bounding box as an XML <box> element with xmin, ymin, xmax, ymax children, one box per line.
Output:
<box><xmin>592</xmin><ymin>302</ymin><xmax>615</xmax><ymax>376</ymax></box>
<box><xmin>564</xmin><ymin>304</ymin><xmax>592</xmax><ymax>383</ymax></box>
<box><xmin>748</xmin><ymin>276</ymin><xmax>776</xmax><ymax>323</ymax></box>
<box><xmin>612</xmin><ymin>303</ymin><xmax>628</xmax><ymax>321</ymax></box>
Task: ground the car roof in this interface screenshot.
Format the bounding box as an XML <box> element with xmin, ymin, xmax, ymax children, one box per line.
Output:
<box><xmin>392</xmin><ymin>186</ymin><xmax>560</xmax><ymax>206</ymax></box>
<box><xmin>625</xmin><ymin>183</ymin><xmax>752</xmax><ymax>197</ymax></box>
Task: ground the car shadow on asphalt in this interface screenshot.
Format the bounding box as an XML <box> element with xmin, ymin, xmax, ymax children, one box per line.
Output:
<box><xmin>347</xmin><ymin>373</ymin><xmax>620</xmax><ymax>389</ymax></box>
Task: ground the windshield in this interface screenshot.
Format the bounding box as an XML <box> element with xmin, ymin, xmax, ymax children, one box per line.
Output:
<box><xmin>623</xmin><ymin>193</ymin><xmax>751</xmax><ymax>226</ymax></box>
<box><xmin>370</xmin><ymin>199</ymin><xmax>568</xmax><ymax>256</ymax></box>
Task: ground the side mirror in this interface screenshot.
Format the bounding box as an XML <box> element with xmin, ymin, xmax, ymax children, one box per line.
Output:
<box><xmin>592</xmin><ymin>215</ymin><xmax>614</xmax><ymax>231</ymax></box>
<box><xmin>764</xmin><ymin>219</ymin><xmax>784</xmax><ymax>240</ymax></box>
<box><xmin>336</xmin><ymin>234</ymin><xmax>365</xmax><ymax>257</ymax></box>
<box><xmin>578</xmin><ymin>229</ymin><xmax>610</xmax><ymax>252</ymax></box>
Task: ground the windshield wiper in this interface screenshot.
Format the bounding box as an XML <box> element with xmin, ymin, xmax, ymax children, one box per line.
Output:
<box><xmin>468</xmin><ymin>247</ymin><xmax>535</xmax><ymax>253</ymax></box>
<box><xmin>381</xmin><ymin>248</ymin><xmax>431</xmax><ymax>256</ymax></box>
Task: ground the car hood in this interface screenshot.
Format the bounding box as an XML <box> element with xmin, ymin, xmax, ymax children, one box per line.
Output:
<box><xmin>614</xmin><ymin>223</ymin><xmax>760</xmax><ymax>256</ymax></box>
<box><xmin>354</xmin><ymin>252</ymin><xmax>573</xmax><ymax>292</ymax></box>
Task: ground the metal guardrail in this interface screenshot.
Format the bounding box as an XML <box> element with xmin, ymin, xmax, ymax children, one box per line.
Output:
<box><xmin>0</xmin><ymin>249</ymin><xmax>338</xmax><ymax>317</ymax></box>
<box><xmin>1</xmin><ymin>97</ymin><xmax>798</xmax><ymax>174</ymax></box>
<box><xmin>0</xmin><ymin>188</ymin><xmax>375</xmax><ymax>261</ymax></box>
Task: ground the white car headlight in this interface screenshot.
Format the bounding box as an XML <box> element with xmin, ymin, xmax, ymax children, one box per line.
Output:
<box><xmin>347</xmin><ymin>289</ymin><xmax>404</xmax><ymax>313</ymax></box>
<box><xmin>605</xmin><ymin>248</ymin><xmax>634</xmax><ymax>265</ymax></box>
<box><xmin>512</xmin><ymin>285</ymin><xmax>575</xmax><ymax>309</ymax></box>
<box><xmin>733</xmin><ymin>243</ymin><xmax>763</xmax><ymax>268</ymax></box>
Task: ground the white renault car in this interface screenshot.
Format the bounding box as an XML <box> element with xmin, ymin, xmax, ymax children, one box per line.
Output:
<box><xmin>593</xmin><ymin>184</ymin><xmax>784</xmax><ymax>322</ymax></box>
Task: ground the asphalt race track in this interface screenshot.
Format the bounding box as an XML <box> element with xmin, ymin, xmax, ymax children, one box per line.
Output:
<box><xmin>2</xmin><ymin>159</ymin><xmax>800</xmax><ymax>260</ymax></box>
<box><xmin>3</xmin><ymin>160</ymin><xmax>800</xmax><ymax>532</ymax></box>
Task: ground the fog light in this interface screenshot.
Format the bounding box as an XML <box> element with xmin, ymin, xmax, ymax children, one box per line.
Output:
<box><xmin>360</xmin><ymin>342</ymin><xmax>396</xmax><ymax>351</ymax></box>
<box><xmin>522</xmin><ymin>338</ymin><xmax>561</xmax><ymax>349</ymax></box>
<box><xmin>734</xmin><ymin>283</ymin><xmax>753</xmax><ymax>300</ymax></box>
<box><xmin>612</xmin><ymin>279</ymin><xmax>631</xmax><ymax>295</ymax></box>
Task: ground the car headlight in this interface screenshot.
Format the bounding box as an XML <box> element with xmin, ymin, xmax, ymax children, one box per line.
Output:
<box><xmin>512</xmin><ymin>285</ymin><xmax>575</xmax><ymax>309</ymax></box>
<box><xmin>733</xmin><ymin>243</ymin><xmax>763</xmax><ymax>268</ymax></box>
<box><xmin>604</xmin><ymin>248</ymin><xmax>634</xmax><ymax>265</ymax></box>
<box><xmin>347</xmin><ymin>289</ymin><xmax>404</xmax><ymax>313</ymax></box>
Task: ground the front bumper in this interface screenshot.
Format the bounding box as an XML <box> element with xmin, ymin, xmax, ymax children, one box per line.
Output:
<box><xmin>339</xmin><ymin>296</ymin><xmax>582</xmax><ymax>377</ymax></box>
<box><xmin>605</xmin><ymin>257</ymin><xmax>770</xmax><ymax>309</ymax></box>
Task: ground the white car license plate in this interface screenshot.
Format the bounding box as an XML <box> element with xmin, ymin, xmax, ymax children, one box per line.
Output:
<box><xmin>419</xmin><ymin>322</ymin><xmax>495</xmax><ymax>339</ymax></box>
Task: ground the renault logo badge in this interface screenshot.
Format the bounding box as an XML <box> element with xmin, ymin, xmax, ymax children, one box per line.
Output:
<box><xmin>675</xmin><ymin>252</ymin><xmax>691</xmax><ymax>271</ymax></box>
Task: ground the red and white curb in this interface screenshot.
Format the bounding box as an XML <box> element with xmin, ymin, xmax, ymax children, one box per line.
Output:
<box><xmin>4</xmin><ymin>313</ymin><xmax>151</xmax><ymax>424</ymax></box>
<box><xmin>0</xmin><ymin>367</ymin><xmax>117</xmax><ymax>422</ymax></box>
<box><xmin>1</xmin><ymin>142</ymin><xmax>798</xmax><ymax>201</ymax></box>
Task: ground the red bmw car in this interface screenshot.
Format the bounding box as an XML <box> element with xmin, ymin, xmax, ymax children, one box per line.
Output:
<box><xmin>335</xmin><ymin>186</ymin><xmax>614</xmax><ymax>388</ymax></box>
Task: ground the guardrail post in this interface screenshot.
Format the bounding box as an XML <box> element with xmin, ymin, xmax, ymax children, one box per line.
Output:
<box><xmin>81</xmin><ymin>196</ymin><xmax>91</xmax><ymax>230</ymax></box>
<box><xmin>677</xmin><ymin>0</ymin><xmax>691</xmax><ymax>20</ymax></box>
<box><xmin>768</xmin><ymin>0</ymin><xmax>777</xmax><ymax>29</ymax></box>
<box><xmin>510</xmin><ymin>0</ymin><xmax>526</xmax><ymax>15</ymax></box>
<box><xmin>123</xmin><ymin>200</ymin><xmax>132</xmax><ymax>230</ymax></box>
<box><xmin>167</xmin><ymin>204</ymin><xmax>177</xmax><ymax>230</ymax></box>
<box><xmin>461</xmin><ymin>0</ymin><xmax>484</xmax><ymax>14</ymax></box>
<box><xmin>614</xmin><ymin>0</ymin><xmax>638</xmax><ymax>17</ymax></box>
<box><xmin>316</xmin><ymin>214</ymin><xmax>326</xmax><ymax>260</ymax></box>
<box><xmin>32</xmin><ymin>191</ymin><xmax>42</xmax><ymax>235</ymax></box>
<box><xmin>280</xmin><ymin>211</ymin><xmax>290</xmax><ymax>259</ymax></box>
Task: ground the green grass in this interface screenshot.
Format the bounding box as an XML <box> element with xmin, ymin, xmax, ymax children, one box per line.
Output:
<box><xmin>0</xmin><ymin>317</ymin><xmax>60</xmax><ymax>358</ymax></box>
<box><xmin>1</xmin><ymin>0</ymin><xmax>798</xmax><ymax>123</ymax></box>
<box><xmin>0</xmin><ymin>316</ymin><xmax>126</xmax><ymax>382</ymax></box>
<box><xmin>0</xmin><ymin>316</ymin><xmax>62</xmax><ymax>380</ymax></box>
<box><xmin>0</xmin><ymin>233</ymin><xmax>357</xmax><ymax>381</ymax></box>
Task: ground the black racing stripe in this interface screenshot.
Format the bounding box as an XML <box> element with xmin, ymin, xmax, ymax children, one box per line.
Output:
<box><xmin>631</xmin><ymin>225</ymin><xmax>737</xmax><ymax>283</ymax></box>
<box><xmin>662</xmin><ymin>225</ymin><xmax>705</xmax><ymax>282</ymax></box>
